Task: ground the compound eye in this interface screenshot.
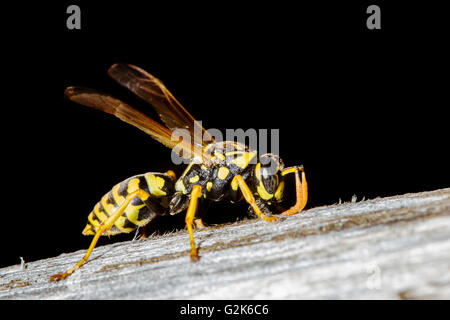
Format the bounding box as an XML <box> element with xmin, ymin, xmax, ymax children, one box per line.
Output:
<box><xmin>258</xmin><ymin>154</ymin><xmax>282</xmax><ymax>195</ymax></box>
<box><xmin>261</xmin><ymin>168</ymin><xmax>279</xmax><ymax>194</ymax></box>
<box><xmin>260</xmin><ymin>154</ymin><xmax>279</xmax><ymax>173</ymax></box>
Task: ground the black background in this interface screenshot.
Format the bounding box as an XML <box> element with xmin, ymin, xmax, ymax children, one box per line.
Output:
<box><xmin>2</xmin><ymin>1</ymin><xmax>448</xmax><ymax>269</ymax></box>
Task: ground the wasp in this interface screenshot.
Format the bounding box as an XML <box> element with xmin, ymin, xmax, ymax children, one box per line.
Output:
<box><xmin>50</xmin><ymin>64</ymin><xmax>308</xmax><ymax>281</ymax></box>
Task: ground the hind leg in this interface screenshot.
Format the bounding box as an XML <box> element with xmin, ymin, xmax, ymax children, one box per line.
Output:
<box><xmin>50</xmin><ymin>189</ymin><xmax>152</xmax><ymax>281</ymax></box>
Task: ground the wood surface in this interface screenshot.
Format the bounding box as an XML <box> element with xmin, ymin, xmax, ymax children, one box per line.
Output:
<box><xmin>0</xmin><ymin>188</ymin><xmax>449</xmax><ymax>299</ymax></box>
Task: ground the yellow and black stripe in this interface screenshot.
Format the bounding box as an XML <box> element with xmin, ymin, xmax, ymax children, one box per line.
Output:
<box><xmin>83</xmin><ymin>172</ymin><xmax>175</xmax><ymax>236</ymax></box>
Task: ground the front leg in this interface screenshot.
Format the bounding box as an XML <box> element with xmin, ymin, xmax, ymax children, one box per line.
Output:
<box><xmin>231</xmin><ymin>175</ymin><xmax>278</xmax><ymax>222</ymax></box>
<box><xmin>280</xmin><ymin>166</ymin><xmax>308</xmax><ymax>216</ymax></box>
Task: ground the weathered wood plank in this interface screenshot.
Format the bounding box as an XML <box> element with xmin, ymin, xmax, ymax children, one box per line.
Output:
<box><xmin>1</xmin><ymin>188</ymin><xmax>449</xmax><ymax>299</ymax></box>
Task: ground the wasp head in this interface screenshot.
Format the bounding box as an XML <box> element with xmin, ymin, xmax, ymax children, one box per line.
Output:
<box><xmin>252</xmin><ymin>153</ymin><xmax>285</xmax><ymax>208</ymax></box>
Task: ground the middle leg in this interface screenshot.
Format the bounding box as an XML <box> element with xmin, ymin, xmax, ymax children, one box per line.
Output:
<box><xmin>185</xmin><ymin>185</ymin><xmax>203</xmax><ymax>261</ymax></box>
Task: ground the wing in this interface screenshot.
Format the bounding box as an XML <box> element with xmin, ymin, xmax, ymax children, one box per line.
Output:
<box><xmin>107</xmin><ymin>63</ymin><xmax>215</xmax><ymax>148</ymax></box>
<box><xmin>64</xmin><ymin>86</ymin><xmax>203</xmax><ymax>160</ymax></box>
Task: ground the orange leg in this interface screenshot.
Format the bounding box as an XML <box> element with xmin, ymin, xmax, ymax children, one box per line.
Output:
<box><xmin>232</xmin><ymin>175</ymin><xmax>278</xmax><ymax>222</ymax></box>
<box><xmin>50</xmin><ymin>189</ymin><xmax>151</xmax><ymax>281</ymax></box>
<box><xmin>185</xmin><ymin>185</ymin><xmax>202</xmax><ymax>261</ymax></box>
<box><xmin>280</xmin><ymin>166</ymin><xmax>308</xmax><ymax>216</ymax></box>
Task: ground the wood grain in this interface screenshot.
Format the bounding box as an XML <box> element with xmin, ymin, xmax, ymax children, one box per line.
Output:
<box><xmin>1</xmin><ymin>188</ymin><xmax>449</xmax><ymax>299</ymax></box>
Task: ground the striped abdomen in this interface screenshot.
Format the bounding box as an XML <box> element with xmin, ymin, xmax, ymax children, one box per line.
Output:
<box><xmin>83</xmin><ymin>172</ymin><xmax>175</xmax><ymax>236</ymax></box>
